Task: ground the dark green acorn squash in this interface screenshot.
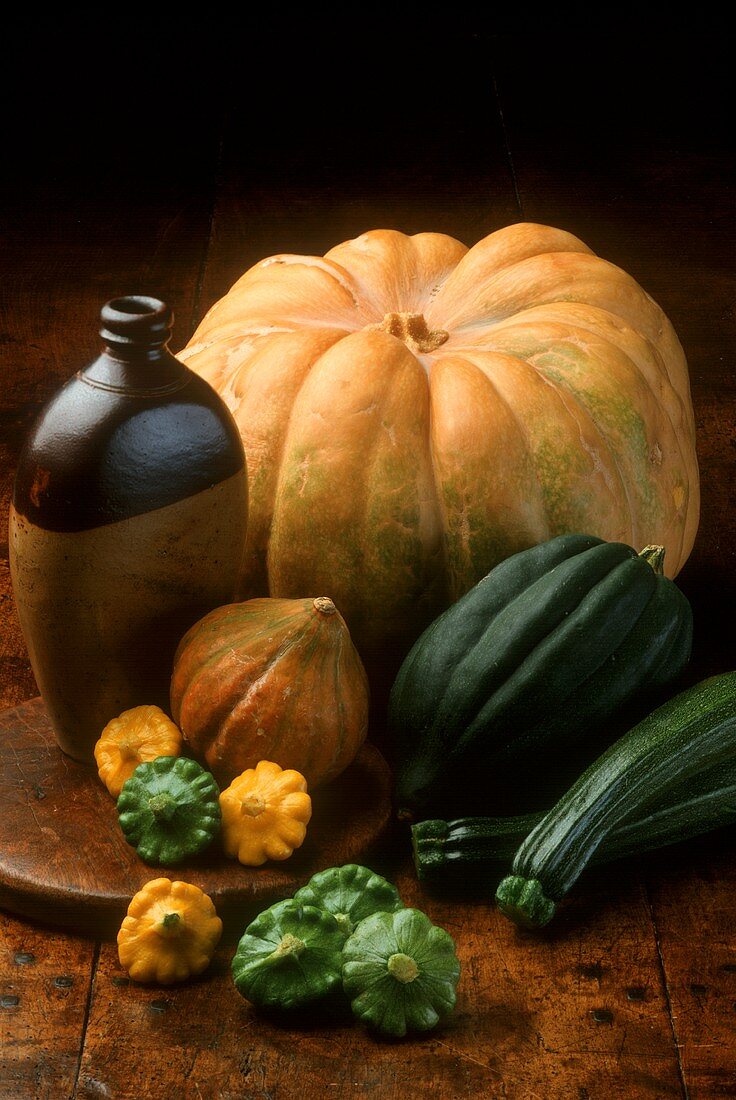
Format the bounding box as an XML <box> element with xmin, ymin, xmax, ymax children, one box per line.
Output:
<box><xmin>390</xmin><ymin>534</ymin><xmax>692</xmax><ymax>817</ymax></box>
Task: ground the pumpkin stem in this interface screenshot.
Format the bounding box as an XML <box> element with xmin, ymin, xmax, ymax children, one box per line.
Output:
<box><xmin>313</xmin><ymin>597</ymin><xmax>336</xmax><ymax>616</ymax></box>
<box><xmin>639</xmin><ymin>545</ymin><xmax>666</xmax><ymax>575</ymax></box>
<box><xmin>148</xmin><ymin>792</ymin><xmax>178</xmax><ymax>823</ymax></box>
<box><xmin>387</xmin><ymin>952</ymin><xmax>419</xmax><ymax>984</ymax></box>
<box><xmin>367</xmin><ymin>312</ymin><xmax>449</xmax><ymax>355</ymax></box>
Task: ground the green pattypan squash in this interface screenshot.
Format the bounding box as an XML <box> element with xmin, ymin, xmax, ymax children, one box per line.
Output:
<box><xmin>342</xmin><ymin>908</ymin><xmax>460</xmax><ymax>1037</ymax></box>
<box><xmin>117</xmin><ymin>756</ymin><xmax>221</xmax><ymax>865</ymax></box>
<box><xmin>292</xmin><ymin>864</ymin><xmax>404</xmax><ymax>938</ymax></box>
<box><xmin>231</xmin><ymin>899</ymin><xmax>344</xmax><ymax>1010</ymax></box>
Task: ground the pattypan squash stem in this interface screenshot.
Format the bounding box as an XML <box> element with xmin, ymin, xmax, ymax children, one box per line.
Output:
<box><xmin>156</xmin><ymin>912</ymin><xmax>183</xmax><ymax>937</ymax></box>
<box><xmin>148</xmin><ymin>792</ymin><xmax>178</xmax><ymax>822</ymax></box>
<box><xmin>240</xmin><ymin>795</ymin><xmax>266</xmax><ymax>817</ymax></box>
<box><xmin>387</xmin><ymin>953</ymin><xmax>419</xmax><ymax>983</ymax></box>
<box><xmin>333</xmin><ymin>912</ymin><xmax>353</xmax><ymax>936</ymax></box>
<box><xmin>271</xmin><ymin>933</ymin><xmax>306</xmax><ymax>960</ymax></box>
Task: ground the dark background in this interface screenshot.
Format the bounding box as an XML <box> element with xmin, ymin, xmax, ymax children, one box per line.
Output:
<box><xmin>4</xmin><ymin>14</ymin><xmax>730</xmax><ymax>235</ymax></box>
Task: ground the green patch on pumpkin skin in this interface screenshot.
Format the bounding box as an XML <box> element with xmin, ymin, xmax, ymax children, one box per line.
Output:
<box><xmin>531</xmin><ymin>343</ymin><xmax>663</xmax><ymax>527</ymax></box>
<box><xmin>438</xmin><ymin>478</ymin><xmax>530</xmax><ymax>596</ymax></box>
<box><xmin>532</xmin><ymin>438</ymin><xmax>595</xmax><ymax>535</ymax></box>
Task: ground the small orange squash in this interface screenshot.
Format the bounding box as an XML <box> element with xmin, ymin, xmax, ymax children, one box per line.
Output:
<box><xmin>94</xmin><ymin>705</ymin><xmax>182</xmax><ymax>798</ymax></box>
<box><xmin>117</xmin><ymin>878</ymin><xmax>222</xmax><ymax>984</ymax></box>
<box><xmin>219</xmin><ymin>760</ymin><xmax>312</xmax><ymax>866</ymax></box>
<box><xmin>170</xmin><ymin>596</ymin><xmax>369</xmax><ymax>788</ymax></box>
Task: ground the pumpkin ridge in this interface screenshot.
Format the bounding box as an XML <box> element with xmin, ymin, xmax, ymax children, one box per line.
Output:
<box><xmin>305</xmin><ymin>613</ymin><xmax>345</xmax><ymax>782</ymax></box>
<box><xmin>410</xmin><ymin>232</ymin><xmax>468</xmax><ymax>313</ymax></box>
<box><xmin>326</xmin><ymin>229</ymin><xmax>463</xmax><ymax>318</ymax></box>
<box><xmin>356</xmin><ymin>338</ymin><xmax>437</xmax><ymax>612</ymax></box>
<box><xmin>425</xmin><ymin>382</ymin><xmax>453</xmax><ymax>597</ymax></box>
<box><xmin>508</xmin><ymin>312</ymin><xmax>690</xmax><ymax>547</ymax></box>
<box><xmin>428</xmin><ymin>351</ymin><xmax>551</xmax><ymax>596</ymax></box>
<box><xmin>523</xmin><ymin>328</ymin><xmax>690</xmax><ymax>568</ymax></box>
<box><xmin>467</xmin><ymin>302</ymin><xmax>692</xmax><ymax>443</ymax></box>
<box><xmin>182</xmin><ymin>600</ymin><xmax>307</xmax><ymax>683</ymax></box>
<box><xmin>451</xmin><ymin>352</ymin><xmax>552</xmax><ymax>542</ymax></box>
<box><xmin>189</xmin><ymin>623</ymin><xmax>307</xmax><ymax>765</ymax></box>
<box><xmin>330</xmin><ymin>619</ymin><xmax>347</xmax><ymax>779</ymax></box>
<box><xmin>263</xmin><ymin>335</ymin><xmax>358</xmax><ymax>576</ymax></box>
<box><xmin>512</xmin><ymin>350</ymin><xmax>637</xmax><ymax>548</ymax></box>
<box><xmin>479</xmin><ymin>310</ymin><xmax>693</xmax><ymax>569</ymax></box>
<box><xmin>455</xmin><ymin>303</ymin><xmax>690</xmax><ymax>444</ymax></box>
<box><xmin>444</xmin><ymin>253</ymin><xmax>664</xmax><ymax>341</ymax></box>
<box><xmin>255</xmin><ymin>614</ymin><xmax>326</xmax><ymax>769</ymax></box>
<box><xmin>257</xmin><ymin>254</ymin><xmax>367</xmax><ymax>316</ymax></box>
<box><xmin>425</xmin><ymin>225</ymin><xmax>593</xmax><ymax>330</ymax></box>
<box><xmin>471</xmin><ymin>348</ymin><xmax>632</xmax><ymax>542</ymax></box>
<box><xmin>494</xmin><ymin>309</ymin><xmax>691</xmax><ymax>443</ymax></box>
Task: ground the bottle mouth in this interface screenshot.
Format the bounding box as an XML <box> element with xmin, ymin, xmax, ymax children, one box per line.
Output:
<box><xmin>100</xmin><ymin>295</ymin><xmax>173</xmax><ymax>350</ymax></box>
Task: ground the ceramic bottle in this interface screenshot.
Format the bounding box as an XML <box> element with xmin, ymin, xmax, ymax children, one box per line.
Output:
<box><xmin>9</xmin><ymin>296</ymin><xmax>248</xmax><ymax>763</ymax></box>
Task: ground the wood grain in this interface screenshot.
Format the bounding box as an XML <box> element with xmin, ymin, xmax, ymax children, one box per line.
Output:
<box><xmin>0</xmin><ymin>698</ymin><xmax>392</xmax><ymax>941</ymax></box>
<box><xmin>645</xmin><ymin>837</ymin><xmax>736</xmax><ymax>1096</ymax></box>
<box><xmin>0</xmin><ymin>914</ymin><xmax>96</xmax><ymax>1099</ymax></box>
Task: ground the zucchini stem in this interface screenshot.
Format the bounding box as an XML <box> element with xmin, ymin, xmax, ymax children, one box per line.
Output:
<box><xmin>495</xmin><ymin>876</ymin><xmax>556</xmax><ymax>929</ymax></box>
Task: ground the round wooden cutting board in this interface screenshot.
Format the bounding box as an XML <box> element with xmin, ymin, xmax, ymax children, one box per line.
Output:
<box><xmin>0</xmin><ymin>698</ymin><xmax>394</xmax><ymax>941</ymax></box>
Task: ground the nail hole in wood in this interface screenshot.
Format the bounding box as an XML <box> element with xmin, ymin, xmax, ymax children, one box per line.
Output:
<box><xmin>54</xmin><ymin>976</ymin><xmax>74</xmax><ymax>989</ymax></box>
<box><xmin>591</xmin><ymin>1008</ymin><xmax>613</xmax><ymax>1024</ymax></box>
<box><xmin>690</xmin><ymin>983</ymin><xmax>707</xmax><ymax>996</ymax></box>
<box><xmin>149</xmin><ymin>999</ymin><xmax>170</xmax><ymax>1013</ymax></box>
<box><xmin>1</xmin><ymin>995</ymin><xmax>20</xmax><ymax>1008</ymax></box>
<box><xmin>626</xmin><ymin>986</ymin><xmax>646</xmax><ymax>1002</ymax></box>
<box><xmin>14</xmin><ymin>952</ymin><xmax>35</xmax><ymax>966</ymax></box>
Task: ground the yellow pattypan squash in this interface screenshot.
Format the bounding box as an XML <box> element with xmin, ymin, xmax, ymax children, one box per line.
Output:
<box><xmin>220</xmin><ymin>760</ymin><xmax>312</xmax><ymax>866</ymax></box>
<box><xmin>117</xmin><ymin>878</ymin><xmax>222</xmax><ymax>984</ymax></box>
<box><xmin>95</xmin><ymin>705</ymin><xmax>182</xmax><ymax>797</ymax></box>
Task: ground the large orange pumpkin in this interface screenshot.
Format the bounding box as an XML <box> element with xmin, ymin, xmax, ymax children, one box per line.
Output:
<box><xmin>180</xmin><ymin>223</ymin><xmax>699</xmax><ymax>666</ymax></box>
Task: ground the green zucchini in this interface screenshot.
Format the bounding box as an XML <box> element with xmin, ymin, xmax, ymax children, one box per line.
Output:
<box><xmin>413</xmin><ymin>756</ymin><xmax>736</xmax><ymax>890</ymax></box>
<box><xmin>495</xmin><ymin>672</ymin><xmax>736</xmax><ymax>928</ymax></box>
<box><xmin>390</xmin><ymin>534</ymin><xmax>692</xmax><ymax>818</ymax></box>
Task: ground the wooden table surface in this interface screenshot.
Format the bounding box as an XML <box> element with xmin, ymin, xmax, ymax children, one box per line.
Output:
<box><xmin>1</xmin><ymin>20</ymin><xmax>734</xmax><ymax>1099</ymax></box>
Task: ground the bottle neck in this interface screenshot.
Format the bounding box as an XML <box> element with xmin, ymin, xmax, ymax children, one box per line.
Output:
<box><xmin>82</xmin><ymin>295</ymin><xmax>187</xmax><ymax>394</ymax></box>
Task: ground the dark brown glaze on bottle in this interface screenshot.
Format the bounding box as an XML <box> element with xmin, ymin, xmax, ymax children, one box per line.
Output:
<box><xmin>10</xmin><ymin>296</ymin><xmax>248</xmax><ymax>763</ymax></box>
